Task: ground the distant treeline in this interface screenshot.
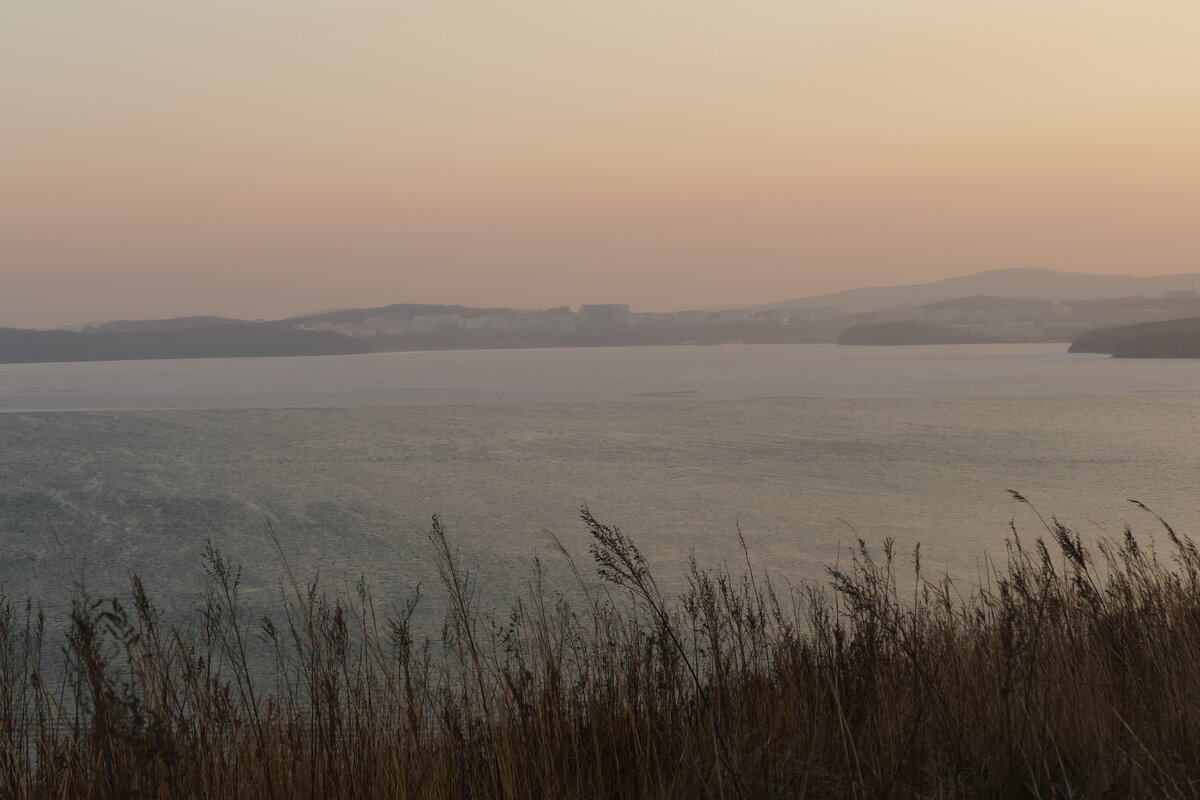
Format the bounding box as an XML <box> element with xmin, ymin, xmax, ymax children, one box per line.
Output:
<box><xmin>1069</xmin><ymin>316</ymin><xmax>1200</xmax><ymax>357</ymax></box>
<box><xmin>837</xmin><ymin>320</ymin><xmax>997</xmax><ymax>345</ymax></box>
<box><xmin>284</xmin><ymin>303</ymin><xmax>523</xmax><ymax>326</ymax></box>
<box><xmin>82</xmin><ymin>316</ymin><xmax>250</xmax><ymax>334</ymax></box>
<box><xmin>371</xmin><ymin>320</ymin><xmax>838</xmax><ymax>352</ymax></box>
<box><xmin>15</xmin><ymin>301</ymin><xmax>1200</xmax><ymax>364</ymax></box>
<box><xmin>0</xmin><ymin>319</ymin><xmax>841</xmax><ymax>365</ymax></box>
<box><xmin>0</xmin><ymin>323</ymin><xmax>372</xmax><ymax>364</ymax></box>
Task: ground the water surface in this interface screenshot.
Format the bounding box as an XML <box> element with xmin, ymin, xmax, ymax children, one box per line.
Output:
<box><xmin>0</xmin><ymin>344</ymin><xmax>1196</xmax><ymax>618</ymax></box>
<box><xmin>3</xmin><ymin>343</ymin><xmax>1198</xmax><ymax>411</ymax></box>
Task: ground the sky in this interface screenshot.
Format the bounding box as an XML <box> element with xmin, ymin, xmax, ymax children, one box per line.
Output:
<box><xmin>3</xmin><ymin>1</ymin><xmax>1199</xmax><ymax>328</ymax></box>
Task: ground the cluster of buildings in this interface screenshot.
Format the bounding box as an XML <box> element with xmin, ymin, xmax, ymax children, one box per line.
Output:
<box><xmin>301</xmin><ymin>303</ymin><xmax>850</xmax><ymax>340</ymax></box>
<box><xmin>296</xmin><ymin>292</ymin><xmax>1200</xmax><ymax>344</ymax></box>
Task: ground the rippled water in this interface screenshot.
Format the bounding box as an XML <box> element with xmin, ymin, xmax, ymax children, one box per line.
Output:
<box><xmin>1</xmin><ymin>344</ymin><xmax>1197</xmax><ymax>617</ymax></box>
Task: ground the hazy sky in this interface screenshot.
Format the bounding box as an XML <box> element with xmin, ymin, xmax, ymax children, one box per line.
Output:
<box><xmin>4</xmin><ymin>1</ymin><xmax>1199</xmax><ymax>328</ymax></box>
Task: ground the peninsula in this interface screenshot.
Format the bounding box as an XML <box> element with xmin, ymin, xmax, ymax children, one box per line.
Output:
<box><xmin>1068</xmin><ymin>316</ymin><xmax>1200</xmax><ymax>358</ymax></box>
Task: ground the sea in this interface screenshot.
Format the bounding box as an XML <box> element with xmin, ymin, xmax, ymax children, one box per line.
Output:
<box><xmin>1</xmin><ymin>343</ymin><xmax>1198</xmax><ymax>622</ymax></box>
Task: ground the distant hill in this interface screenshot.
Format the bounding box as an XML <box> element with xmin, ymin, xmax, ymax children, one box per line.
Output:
<box><xmin>286</xmin><ymin>304</ymin><xmax>517</xmax><ymax>326</ymax></box>
<box><xmin>1061</xmin><ymin>295</ymin><xmax>1200</xmax><ymax>317</ymax></box>
<box><xmin>0</xmin><ymin>323</ymin><xmax>371</xmax><ymax>364</ymax></box>
<box><xmin>757</xmin><ymin>268</ymin><xmax>1199</xmax><ymax>314</ymax></box>
<box><xmin>917</xmin><ymin>295</ymin><xmax>1054</xmax><ymax>312</ymax></box>
<box><xmin>81</xmin><ymin>316</ymin><xmax>250</xmax><ymax>333</ymax></box>
<box><xmin>838</xmin><ymin>321</ymin><xmax>995</xmax><ymax>346</ymax></box>
<box><xmin>1069</xmin><ymin>317</ymin><xmax>1200</xmax><ymax>358</ymax></box>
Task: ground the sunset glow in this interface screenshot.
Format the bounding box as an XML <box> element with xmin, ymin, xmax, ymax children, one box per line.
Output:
<box><xmin>4</xmin><ymin>1</ymin><xmax>1199</xmax><ymax>327</ymax></box>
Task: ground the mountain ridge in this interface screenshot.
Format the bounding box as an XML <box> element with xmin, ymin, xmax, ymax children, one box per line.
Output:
<box><xmin>751</xmin><ymin>268</ymin><xmax>1199</xmax><ymax>314</ymax></box>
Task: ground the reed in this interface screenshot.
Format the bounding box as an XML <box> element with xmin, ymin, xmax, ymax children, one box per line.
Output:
<box><xmin>4</xmin><ymin>495</ymin><xmax>1200</xmax><ymax>798</ymax></box>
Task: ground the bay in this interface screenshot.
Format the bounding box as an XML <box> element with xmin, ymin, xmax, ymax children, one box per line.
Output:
<box><xmin>1</xmin><ymin>343</ymin><xmax>1197</xmax><ymax>619</ymax></box>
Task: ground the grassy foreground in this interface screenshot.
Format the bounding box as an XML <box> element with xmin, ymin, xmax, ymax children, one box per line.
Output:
<box><xmin>4</xmin><ymin>497</ymin><xmax>1200</xmax><ymax>798</ymax></box>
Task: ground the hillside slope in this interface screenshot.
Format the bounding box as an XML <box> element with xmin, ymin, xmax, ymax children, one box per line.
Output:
<box><xmin>837</xmin><ymin>321</ymin><xmax>995</xmax><ymax>345</ymax></box>
<box><xmin>757</xmin><ymin>268</ymin><xmax>1198</xmax><ymax>314</ymax></box>
<box><xmin>1069</xmin><ymin>317</ymin><xmax>1200</xmax><ymax>358</ymax></box>
<box><xmin>0</xmin><ymin>324</ymin><xmax>372</xmax><ymax>364</ymax></box>
<box><xmin>81</xmin><ymin>316</ymin><xmax>250</xmax><ymax>333</ymax></box>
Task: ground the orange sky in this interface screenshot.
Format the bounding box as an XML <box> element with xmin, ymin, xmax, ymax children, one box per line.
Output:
<box><xmin>3</xmin><ymin>1</ymin><xmax>1199</xmax><ymax>328</ymax></box>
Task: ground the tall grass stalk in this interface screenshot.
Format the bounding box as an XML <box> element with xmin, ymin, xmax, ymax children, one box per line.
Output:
<box><xmin>4</xmin><ymin>499</ymin><xmax>1200</xmax><ymax>798</ymax></box>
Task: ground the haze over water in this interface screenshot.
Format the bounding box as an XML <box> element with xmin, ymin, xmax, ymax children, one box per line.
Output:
<box><xmin>3</xmin><ymin>343</ymin><xmax>1199</xmax><ymax>411</ymax></box>
<box><xmin>2</xmin><ymin>344</ymin><xmax>1197</xmax><ymax>620</ymax></box>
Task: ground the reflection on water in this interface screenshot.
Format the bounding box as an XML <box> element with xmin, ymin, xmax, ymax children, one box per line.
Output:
<box><xmin>2</xmin><ymin>391</ymin><xmax>1198</xmax><ymax>623</ymax></box>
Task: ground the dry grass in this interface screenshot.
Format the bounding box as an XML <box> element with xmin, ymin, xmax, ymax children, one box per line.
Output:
<box><xmin>5</xmin><ymin>496</ymin><xmax>1200</xmax><ymax>798</ymax></box>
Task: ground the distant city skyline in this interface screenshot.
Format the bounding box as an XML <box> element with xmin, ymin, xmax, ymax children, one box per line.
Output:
<box><xmin>56</xmin><ymin>267</ymin><xmax>1200</xmax><ymax>331</ymax></box>
<box><xmin>4</xmin><ymin>1</ymin><xmax>1199</xmax><ymax>329</ymax></box>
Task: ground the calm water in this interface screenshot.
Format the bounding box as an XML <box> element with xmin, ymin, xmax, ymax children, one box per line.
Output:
<box><xmin>1</xmin><ymin>343</ymin><xmax>1198</xmax><ymax>617</ymax></box>
<box><xmin>4</xmin><ymin>342</ymin><xmax>1200</xmax><ymax>411</ymax></box>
